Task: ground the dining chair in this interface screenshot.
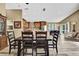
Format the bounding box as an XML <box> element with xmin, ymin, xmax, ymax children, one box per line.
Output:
<box><xmin>35</xmin><ymin>31</ymin><xmax>47</xmax><ymax>56</ymax></box>
<box><xmin>7</xmin><ymin>31</ymin><xmax>18</xmax><ymax>54</ymax></box>
<box><xmin>22</xmin><ymin>31</ymin><xmax>33</xmax><ymax>56</ymax></box>
<box><xmin>49</xmin><ymin>30</ymin><xmax>59</xmax><ymax>54</ymax></box>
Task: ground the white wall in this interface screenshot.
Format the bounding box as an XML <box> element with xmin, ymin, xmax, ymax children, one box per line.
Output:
<box><xmin>0</xmin><ymin>3</ymin><xmax>6</xmax><ymax>16</ymax></box>
<box><xmin>7</xmin><ymin>10</ymin><xmax>22</xmax><ymax>38</ymax></box>
<box><xmin>5</xmin><ymin>3</ymin><xmax>79</xmax><ymax>22</ymax></box>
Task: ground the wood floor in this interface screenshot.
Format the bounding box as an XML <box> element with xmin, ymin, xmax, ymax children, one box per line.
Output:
<box><xmin>0</xmin><ymin>35</ymin><xmax>79</xmax><ymax>56</ymax></box>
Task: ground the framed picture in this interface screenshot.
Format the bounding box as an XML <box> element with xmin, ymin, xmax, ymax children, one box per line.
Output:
<box><xmin>14</xmin><ymin>21</ymin><xmax>21</xmax><ymax>29</ymax></box>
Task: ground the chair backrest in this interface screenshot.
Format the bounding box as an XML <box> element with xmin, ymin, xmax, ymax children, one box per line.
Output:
<box><xmin>22</xmin><ymin>31</ymin><xmax>33</xmax><ymax>40</ymax></box>
<box><xmin>7</xmin><ymin>31</ymin><xmax>15</xmax><ymax>45</ymax></box>
<box><xmin>22</xmin><ymin>31</ymin><xmax>33</xmax><ymax>45</ymax></box>
<box><xmin>36</xmin><ymin>31</ymin><xmax>47</xmax><ymax>40</ymax></box>
<box><xmin>50</xmin><ymin>30</ymin><xmax>59</xmax><ymax>35</ymax></box>
<box><xmin>52</xmin><ymin>30</ymin><xmax>59</xmax><ymax>44</ymax></box>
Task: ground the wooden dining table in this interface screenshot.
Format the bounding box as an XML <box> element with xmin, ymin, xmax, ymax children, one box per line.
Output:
<box><xmin>14</xmin><ymin>37</ymin><xmax>52</xmax><ymax>56</ymax></box>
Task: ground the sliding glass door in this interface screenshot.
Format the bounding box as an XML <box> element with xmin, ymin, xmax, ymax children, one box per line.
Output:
<box><xmin>60</xmin><ymin>22</ymin><xmax>70</xmax><ymax>34</ymax></box>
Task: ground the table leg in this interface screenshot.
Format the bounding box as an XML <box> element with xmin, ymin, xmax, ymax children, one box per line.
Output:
<box><xmin>47</xmin><ymin>41</ymin><xmax>49</xmax><ymax>56</ymax></box>
<box><xmin>17</xmin><ymin>41</ymin><xmax>21</xmax><ymax>56</ymax></box>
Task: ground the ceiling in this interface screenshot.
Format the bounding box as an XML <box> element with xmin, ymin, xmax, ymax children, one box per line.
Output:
<box><xmin>5</xmin><ymin>3</ymin><xmax>79</xmax><ymax>22</ymax></box>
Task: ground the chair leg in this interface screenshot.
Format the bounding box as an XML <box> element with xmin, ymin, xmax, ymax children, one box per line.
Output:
<box><xmin>23</xmin><ymin>49</ymin><xmax>24</xmax><ymax>56</ymax></box>
<box><xmin>56</xmin><ymin>45</ymin><xmax>58</xmax><ymax>54</ymax></box>
<box><xmin>36</xmin><ymin>48</ymin><xmax>37</xmax><ymax>56</ymax></box>
<box><xmin>45</xmin><ymin>48</ymin><xmax>47</xmax><ymax>56</ymax></box>
<box><xmin>44</xmin><ymin>47</ymin><xmax>46</xmax><ymax>56</ymax></box>
<box><xmin>32</xmin><ymin>48</ymin><xmax>33</xmax><ymax>56</ymax></box>
<box><xmin>9</xmin><ymin>46</ymin><xmax>11</xmax><ymax>54</ymax></box>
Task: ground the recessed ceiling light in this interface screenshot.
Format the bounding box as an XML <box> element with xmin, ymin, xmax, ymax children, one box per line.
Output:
<box><xmin>25</xmin><ymin>3</ymin><xmax>29</xmax><ymax>5</ymax></box>
<box><xmin>43</xmin><ymin>8</ymin><xmax>46</xmax><ymax>11</ymax></box>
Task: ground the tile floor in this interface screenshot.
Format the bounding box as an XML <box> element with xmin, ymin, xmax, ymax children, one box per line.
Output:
<box><xmin>0</xmin><ymin>34</ymin><xmax>79</xmax><ymax>56</ymax></box>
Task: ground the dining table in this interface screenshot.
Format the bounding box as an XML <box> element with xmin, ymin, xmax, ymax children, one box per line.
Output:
<box><xmin>14</xmin><ymin>37</ymin><xmax>52</xmax><ymax>56</ymax></box>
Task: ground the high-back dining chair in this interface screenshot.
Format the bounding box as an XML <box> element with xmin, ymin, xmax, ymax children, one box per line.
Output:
<box><xmin>49</xmin><ymin>30</ymin><xmax>59</xmax><ymax>54</ymax></box>
<box><xmin>7</xmin><ymin>31</ymin><xmax>18</xmax><ymax>54</ymax></box>
<box><xmin>35</xmin><ymin>31</ymin><xmax>47</xmax><ymax>56</ymax></box>
<box><xmin>22</xmin><ymin>31</ymin><xmax>33</xmax><ymax>56</ymax></box>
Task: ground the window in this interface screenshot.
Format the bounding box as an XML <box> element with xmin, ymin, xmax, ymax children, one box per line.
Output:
<box><xmin>72</xmin><ymin>24</ymin><xmax>75</xmax><ymax>32</ymax></box>
<box><xmin>66</xmin><ymin>23</ymin><xmax>68</xmax><ymax>32</ymax></box>
<box><xmin>62</xmin><ymin>24</ymin><xmax>65</xmax><ymax>34</ymax></box>
<box><xmin>47</xmin><ymin>23</ymin><xmax>55</xmax><ymax>31</ymax></box>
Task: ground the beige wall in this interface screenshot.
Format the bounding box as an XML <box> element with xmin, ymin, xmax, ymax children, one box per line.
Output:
<box><xmin>0</xmin><ymin>3</ymin><xmax>6</xmax><ymax>16</ymax></box>
<box><xmin>6</xmin><ymin>10</ymin><xmax>22</xmax><ymax>38</ymax></box>
<box><xmin>60</xmin><ymin>10</ymin><xmax>79</xmax><ymax>32</ymax></box>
